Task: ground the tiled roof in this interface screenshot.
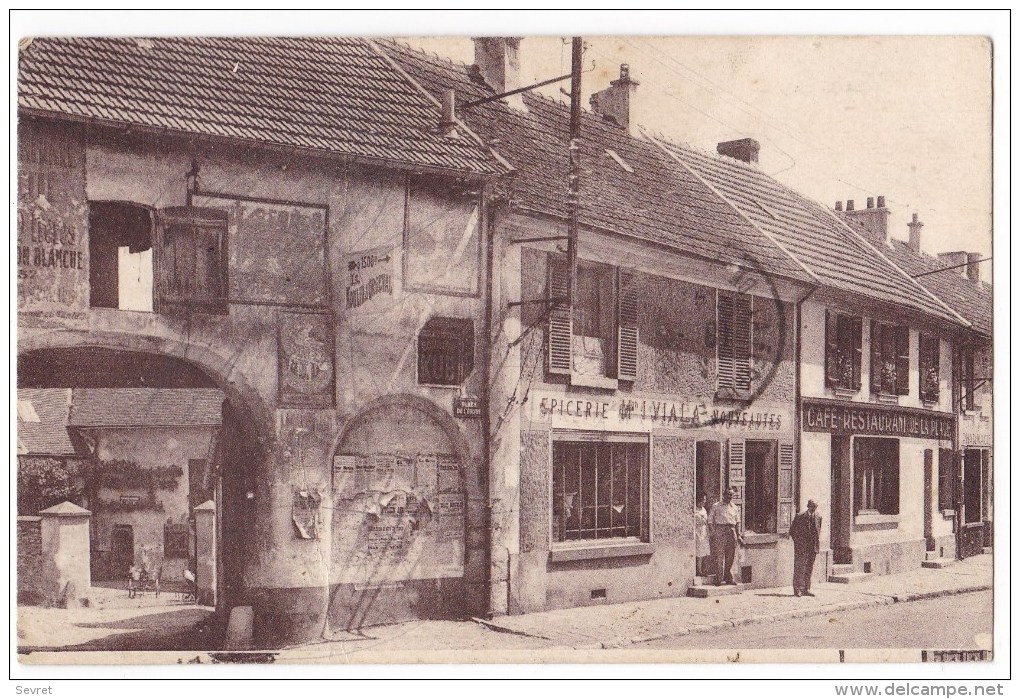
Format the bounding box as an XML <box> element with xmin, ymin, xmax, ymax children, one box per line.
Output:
<box><xmin>17</xmin><ymin>389</ymin><xmax>77</xmax><ymax>456</ymax></box>
<box><xmin>69</xmin><ymin>388</ymin><xmax>224</xmax><ymax>428</ymax></box>
<box><xmin>382</xmin><ymin>41</ymin><xmax>813</xmax><ymax>284</ymax></box>
<box><xmin>657</xmin><ymin>140</ymin><xmax>967</xmax><ymax>326</ymax></box>
<box><xmin>18</xmin><ymin>37</ymin><xmax>507</xmax><ymax>176</ymax></box>
<box><xmin>884</xmin><ymin>240</ymin><xmax>991</xmax><ymax>337</ymax></box>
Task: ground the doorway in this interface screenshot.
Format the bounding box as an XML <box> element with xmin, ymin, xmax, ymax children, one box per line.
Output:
<box><xmin>695</xmin><ymin>441</ymin><xmax>722</xmax><ymax>508</ymax></box>
<box><xmin>111</xmin><ymin>524</ymin><xmax>134</xmax><ymax>575</ymax></box>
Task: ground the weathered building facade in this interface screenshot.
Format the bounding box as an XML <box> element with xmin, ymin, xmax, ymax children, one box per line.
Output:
<box><xmin>18</xmin><ymin>37</ymin><xmax>509</xmax><ymax>646</ymax></box>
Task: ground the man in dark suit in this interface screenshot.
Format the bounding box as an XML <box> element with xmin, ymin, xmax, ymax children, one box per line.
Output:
<box><xmin>790</xmin><ymin>499</ymin><xmax>822</xmax><ymax>597</ymax></box>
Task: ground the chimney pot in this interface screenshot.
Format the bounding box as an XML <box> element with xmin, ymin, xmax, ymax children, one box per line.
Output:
<box><xmin>846</xmin><ymin>199</ymin><xmax>855</xmax><ymax>211</ymax></box>
<box><xmin>835</xmin><ymin>201</ymin><xmax>843</xmax><ymax>212</ymax></box>
<box><xmin>716</xmin><ymin>138</ymin><xmax>761</xmax><ymax>164</ymax></box>
<box><xmin>843</xmin><ymin>195</ymin><xmax>891</xmax><ymax>241</ymax></box>
<box><xmin>877</xmin><ymin>195</ymin><xmax>886</xmax><ymax>208</ymax></box>
<box><xmin>866</xmin><ymin>197</ymin><xmax>874</xmax><ymax>209</ymax></box>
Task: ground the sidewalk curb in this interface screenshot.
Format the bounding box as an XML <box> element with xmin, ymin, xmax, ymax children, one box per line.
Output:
<box><xmin>595</xmin><ymin>583</ymin><xmax>991</xmax><ymax>649</ymax></box>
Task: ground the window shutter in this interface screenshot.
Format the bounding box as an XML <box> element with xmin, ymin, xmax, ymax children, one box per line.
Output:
<box><xmin>851</xmin><ymin>316</ymin><xmax>863</xmax><ymax>390</ymax></box>
<box><xmin>547</xmin><ymin>255</ymin><xmax>572</xmax><ymax>375</ymax></box>
<box><xmin>869</xmin><ymin>320</ymin><xmax>883</xmax><ymax>394</ymax></box>
<box><xmin>155</xmin><ymin>206</ymin><xmax>228</xmax><ymax>313</ymax></box>
<box><xmin>727</xmin><ymin>439</ymin><xmax>746</xmax><ymax>527</ymax></box>
<box><xmin>824</xmin><ymin>310</ymin><xmax>839</xmax><ymax>387</ymax></box>
<box><xmin>895</xmin><ymin>326</ymin><xmax>910</xmax><ymax>395</ymax></box>
<box><xmin>777</xmin><ymin>441</ymin><xmax>795</xmax><ymax>534</ymax></box>
<box><xmin>734</xmin><ymin>293</ymin><xmax>753</xmax><ymax>392</ymax></box>
<box><xmin>616</xmin><ymin>269</ymin><xmax>639</xmax><ymax>381</ymax></box>
<box><xmin>717</xmin><ymin>291</ymin><xmax>735</xmax><ymax>390</ymax></box>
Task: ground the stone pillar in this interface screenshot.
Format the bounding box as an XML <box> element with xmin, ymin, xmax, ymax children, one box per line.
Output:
<box><xmin>38</xmin><ymin>501</ymin><xmax>91</xmax><ymax>607</ymax></box>
<box><xmin>195</xmin><ymin>499</ymin><xmax>217</xmax><ymax>607</ymax></box>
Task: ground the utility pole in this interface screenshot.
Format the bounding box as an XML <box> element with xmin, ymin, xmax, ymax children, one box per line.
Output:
<box><xmin>567</xmin><ymin>36</ymin><xmax>583</xmax><ymax>310</ymax></box>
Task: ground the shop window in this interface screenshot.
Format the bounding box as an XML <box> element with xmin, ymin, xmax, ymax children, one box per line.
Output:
<box><xmin>919</xmin><ymin>334</ymin><xmax>941</xmax><ymax>403</ymax></box>
<box><xmin>404</xmin><ymin>176</ymin><xmax>481</xmax><ymax>296</ymax></box>
<box><xmin>547</xmin><ymin>256</ymin><xmax>638</xmax><ymax>381</ymax></box>
<box><xmin>938</xmin><ymin>448</ymin><xmax>957</xmax><ymax>512</ymax></box>
<box><xmin>417</xmin><ymin>317</ymin><xmax>474</xmax><ymax>386</ymax></box>
<box><xmin>853</xmin><ymin>437</ymin><xmax>900</xmax><ymax>515</ymax></box>
<box><xmin>962</xmin><ymin>449</ymin><xmax>986</xmax><ymax>524</ymax></box>
<box><xmin>163</xmin><ymin>521</ymin><xmax>190</xmax><ymax>559</ymax></box>
<box><xmin>717</xmin><ymin>290</ymin><xmax>753</xmax><ymax>399</ymax></box>
<box><xmin>88</xmin><ymin>201</ymin><xmax>154</xmax><ymax>311</ymax></box>
<box><xmin>154</xmin><ymin>207</ymin><xmax>228</xmax><ymax>313</ymax></box>
<box><xmin>552</xmin><ymin>439</ymin><xmax>648</xmax><ymax>542</ymax></box>
<box><xmin>726</xmin><ymin>439</ymin><xmax>795</xmax><ymax>534</ymax></box>
<box><xmin>825</xmin><ymin>311</ymin><xmax>863</xmax><ymax>391</ymax></box>
<box><xmin>870</xmin><ymin>322</ymin><xmax>910</xmax><ymax>396</ymax></box>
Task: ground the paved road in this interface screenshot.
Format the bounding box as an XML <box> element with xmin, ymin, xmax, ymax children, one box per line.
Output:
<box><xmin>637</xmin><ymin>590</ymin><xmax>993</xmax><ymax>649</ymax></box>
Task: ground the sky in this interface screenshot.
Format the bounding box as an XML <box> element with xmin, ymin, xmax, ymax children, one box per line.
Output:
<box><xmin>403</xmin><ymin>34</ymin><xmax>993</xmax><ymax>264</ymax></box>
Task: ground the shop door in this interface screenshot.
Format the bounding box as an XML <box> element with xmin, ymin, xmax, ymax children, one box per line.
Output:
<box><xmin>830</xmin><ymin>436</ymin><xmax>852</xmax><ymax>563</ymax></box>
<box><xmin>111</xmin><ymin>525</ymin><xmax>134</xmax><ymax>577</ymax></box>
<box><xmin>696</xmin><ymin>441</ymin><xmax>722</xmax><ymax>507</ymax></box>
<box><xmin>959</xmin><ymin>449</ymin><xmax>985</xmax><ymax>558</ymax></box>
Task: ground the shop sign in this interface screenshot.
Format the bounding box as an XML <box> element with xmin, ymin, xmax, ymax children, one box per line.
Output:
<box><xmin>528</xmin><ymin>389</ymin><xmax>789</xmax><ymax>433</ymax></box>
<box><xmin>801</xmin><ymin>398</ymin><xmax>955</xmax><ymax>440</ymax></box>
<box><xmin>345</xmin><ymin>245</ymin><xmax>394</xmax><ymax>310</ymax></box>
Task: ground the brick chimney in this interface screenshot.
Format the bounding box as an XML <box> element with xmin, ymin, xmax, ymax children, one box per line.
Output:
<box><xmin>907</xmin><ymin>212</ymin><xmax>924</xmax><ymax>252</ymax></box>
<box><xmin>716</xmin><ymin>138</ymin><xmax>760</xmax><ymax>164</ymax></box>
<box><xmin>966</xmin><ymin>252</ymin><xmax>983</xmax><ymax>283</ymax></box>
<box><xmin>472</xmin><ymin>37</ymin><xmax>525</xmax><ymax>111</ymax></box>
<box><xmin>840</xmin><ymin>195</ymin><xmax>889</xmax><ymax>242</ymax></box>
<box><xmin>589</xmin><ymin>64</ymin><xmax>640</xmax><ymax>136</ymax></box>
<box><xmin>937</xmin><ymin>251</ymin><xmax>969</xmax><ymax>278</ymax></box>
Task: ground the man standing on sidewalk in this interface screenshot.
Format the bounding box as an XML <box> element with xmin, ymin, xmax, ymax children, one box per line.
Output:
<box><xmin>709</xmin><ymin>487</ymin><xmax>743</xmax><ymax>585</ymax></box>
<box><xmin>790</xmin><ymin>499</ymin><xmax>822</xmax><ymax>597</ymax></box>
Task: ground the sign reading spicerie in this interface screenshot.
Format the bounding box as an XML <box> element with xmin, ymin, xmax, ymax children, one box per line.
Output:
<box><xmin>801</xmin><ymin>399</ymin><xmax>954</xmax><ymax>440</ymax></box>
<box><xmin>529</xmin><ymin>390</ymin><xmax>789</xmax><ymax>433</ymax></box>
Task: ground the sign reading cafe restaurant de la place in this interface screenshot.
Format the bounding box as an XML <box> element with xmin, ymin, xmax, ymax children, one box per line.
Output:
<box><xmin>801</xmin><ymin>398</ymin><xmax>955</xmax><ymax>440</ymax></box>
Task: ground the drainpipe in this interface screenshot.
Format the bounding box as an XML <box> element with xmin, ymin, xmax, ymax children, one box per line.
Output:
<box><xmin>480</xmin><ymin>183</ymin><xmax>496</xmax><ymax>617</ymax></box>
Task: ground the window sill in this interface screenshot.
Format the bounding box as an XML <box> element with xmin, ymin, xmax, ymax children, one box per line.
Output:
<box><xmin>742</xmin><ymin>533</ymin><xmax>780</xmax><ymax>546</ymax></box>
<box><xmin>548</xmin><ymin>540</ymin><xmax>654</xmax><ymax>562</ymax></box>
<box><xmin>961</xmin><ymin>521</ymin><xmax>984</xmax><ymax>529</ymax></box>
<box><xmin>921</xmin><ymin>399</ymin><xmax>940</xmax><ymax>409</ymax></box>
<box><xmin>713</xmin><ymin>391</ymin><xmax>752</xmax><ymax>407</ymax></box>
<box><xmin>875</xmin><ymin>393</ymin><xmax>900</xmax><ymax>405</ymax></box>
<box><xmin>854</xmin><ymin>513</ymin><xmax>900</xmax><ymax>529</ymax></box>
<box><xmin>831</xmin><ymin>387</ymin><xmax>859</xmax><ymax>401</ymax></box>
<box><xmin>569</xmin><ymin>372</ymin><xmax>618</xmax><ymax>390</ymax></box>
<box><xmin>940</xmin><ymin>509</ymin><xmax>956</xmax><ymax>520</ymax></box>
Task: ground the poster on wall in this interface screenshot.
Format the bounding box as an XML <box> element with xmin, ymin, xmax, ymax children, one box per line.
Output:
<box><xmin>192</xmin><ymin>193</ymin><xmax>328</xmax><ymax>307</ymax></box>
<box><xmin>345</xmin><ymin>245</ymin><xmax>394</xmax><ymax>310</ymax></box>
<box><xmin>278</xmin><ymin>310</ymin><xmax>335</xmax><ymax>408</ymax></box>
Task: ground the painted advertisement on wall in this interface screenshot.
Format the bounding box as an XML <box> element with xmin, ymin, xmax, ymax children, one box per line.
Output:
<box><xmin>278</xmin><ymin>310</ymin><xmax>335</xmax><ymax>408</ymax></box>
<box><xmin>193</xmin><ymin>193</ymin><xmax>328</xmax><ymax>307</ymax></box>
<box><xmin>17</xmin><ymin>120</ymin><xmax>90</xmax><ymax>327</ymax></box>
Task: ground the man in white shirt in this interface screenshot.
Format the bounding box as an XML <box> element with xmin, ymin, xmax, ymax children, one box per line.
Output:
<box><xmin>709</xmin><ymin>486</ymin><xmax>744</xmax><ymax>585</ymax></box>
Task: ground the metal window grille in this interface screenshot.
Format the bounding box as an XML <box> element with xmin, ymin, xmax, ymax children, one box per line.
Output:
<box><xmin>417</xmin><ymin>317</ymin><xmax>474</xmax><ymax>386</ymax></box>
<box><xmin>552</xmin><ymin>440</ymin><xmax>648</xmax><ymax>542</ymax></box>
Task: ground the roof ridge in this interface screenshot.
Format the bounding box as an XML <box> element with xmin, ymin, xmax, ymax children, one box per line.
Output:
<box><xmin>643</xmin><ymin>126</ymin><xmax>820</xmax><ymax>286</ymax></box>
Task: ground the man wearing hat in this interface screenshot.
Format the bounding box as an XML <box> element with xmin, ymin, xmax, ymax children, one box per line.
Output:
<box><xmin>790</xmin><ymin>499</ymin><xmax>823</xmax><ymax>597</ymax></box>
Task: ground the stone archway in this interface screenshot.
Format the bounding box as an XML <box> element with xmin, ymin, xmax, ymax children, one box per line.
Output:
<box><xmin>17</xmin><ymin>338</ymin><xmax>272</xmax><ymax>616</ymax></box>
<box><xmin>326</xmin><ymin>394</ymin><xmax>473</xmax><ymax>631</ymax></box>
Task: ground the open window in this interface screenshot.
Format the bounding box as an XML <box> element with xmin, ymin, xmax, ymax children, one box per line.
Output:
<box><xmin>919</xmin><ymin>334</ymin><xmax>941</xmax><ymax>404</ymax></box>
<box><xmin>546</xmin><ymin>255</ymin><xmax>639</xmax><ymax>384</ymax></box>
<box><xmin>727</xmin><ymin>439</ymin><xmax>795</xmax><ymax>535</ymax></box>
<box><xmin>88</xmin><ymin>201</ymin><xmax>154</xmax><ymax>311</ymax></box>
<box><xmin>154</xmin><ymin>207</ymin><xmax>228</xmax><ymax>313</ymax></box>
<box><xmin>870</xmin><ymin>322</ymin><xmax>910</xmax><ymax>397</ymax></box>
<box><xmin>825</xmin><ymin>311</ymin><xmax>863</xmax><ymax>391</ymax></box>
